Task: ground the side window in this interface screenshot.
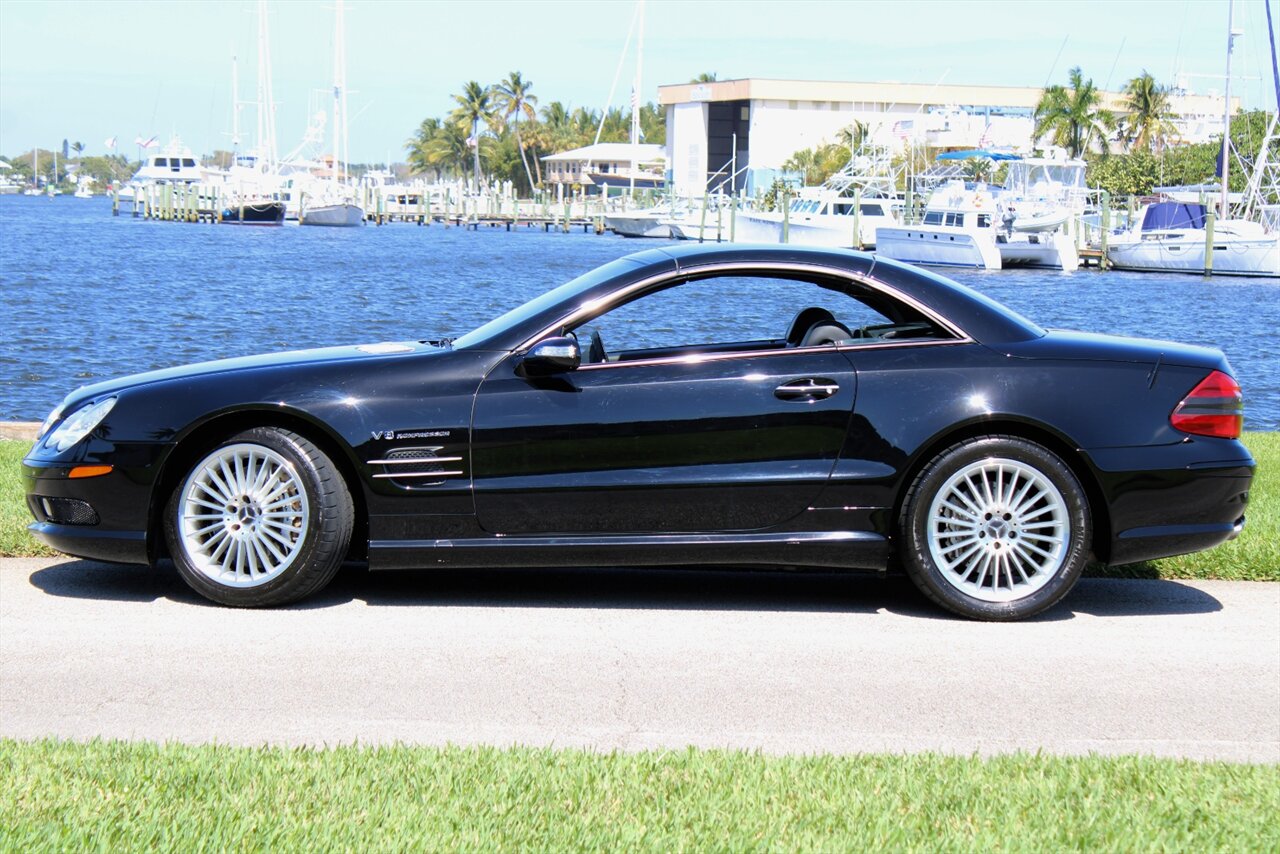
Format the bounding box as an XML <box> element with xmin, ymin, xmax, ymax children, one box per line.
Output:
<box><xmin>571</xmin><ymin>273</ymin><xmax>951</xmax><ymax>360</ymax></box>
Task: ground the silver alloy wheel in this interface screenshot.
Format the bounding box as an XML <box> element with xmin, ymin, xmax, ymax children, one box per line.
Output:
<box><xmin>926</xmin><ymin>457</ymin><xmax>1068</xmax><ymax>603</ymax></box>
<box><xmin>177</xmin><ymin>443</ymin><xmax>310</xmax><ymax>588</ymax></box>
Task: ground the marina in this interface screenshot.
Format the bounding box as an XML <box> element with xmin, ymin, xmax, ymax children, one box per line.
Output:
<box><xmin>1</xmin><ymin>193</ymin><xmax>1277</xmax><ymax>429</ymax></box>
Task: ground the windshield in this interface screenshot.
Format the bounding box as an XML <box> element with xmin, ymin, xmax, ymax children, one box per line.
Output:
<box><xmin>451</xmin><ymin>256</ymin><xmax>647</xmax><ymax>350</ymax></box>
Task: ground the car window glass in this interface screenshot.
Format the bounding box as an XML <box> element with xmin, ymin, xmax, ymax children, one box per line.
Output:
<box><xmin>575</xmin><ymin>274</ymin><xmax>906</xmax><ymax>354</ymax></box>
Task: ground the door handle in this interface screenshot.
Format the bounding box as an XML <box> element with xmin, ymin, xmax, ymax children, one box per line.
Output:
<box><xmin>775</xmin><ymin>378</ymin><xmax>840</xmax><ymax>401</ymax></box>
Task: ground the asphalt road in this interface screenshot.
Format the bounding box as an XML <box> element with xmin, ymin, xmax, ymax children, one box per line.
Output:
<box><xmin>2</xmin><ymin>557</ymin><xmax>1277</xmax><ymax>762</ymax></box>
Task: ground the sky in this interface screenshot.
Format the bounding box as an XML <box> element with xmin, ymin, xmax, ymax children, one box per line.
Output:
<box><xmin>1</xmin><ymin>0</ymin><xmax>1277</xmax><ymax>165</ymax></box>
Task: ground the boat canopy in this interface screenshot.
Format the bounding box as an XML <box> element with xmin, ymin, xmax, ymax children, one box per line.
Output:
<box><xmin>935</xmin><ymin>150</ymin><xmax>1021</xmax><ymax>161</ymax></box>
<box><xmin>1142</xmin><ymin>202</ymin><xmax>1207</xmax><ymax>231</ymax></box>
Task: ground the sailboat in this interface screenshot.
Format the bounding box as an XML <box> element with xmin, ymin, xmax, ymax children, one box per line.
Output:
<box><xmin>300</xmin><ymin>0</ymin><xmax>363</xmax><ymax>227</ymax></box>
<box><xmin>1107</xmin><ymin>0</ymin><xmax>1279</xmax><ymax>277</ymax></box>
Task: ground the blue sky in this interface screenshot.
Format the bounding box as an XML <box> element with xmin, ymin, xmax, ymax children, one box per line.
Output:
<box><xmin>1</xmin><ymin>0</ymin><xmax>1277</xmax><ymax>164</ymax></box>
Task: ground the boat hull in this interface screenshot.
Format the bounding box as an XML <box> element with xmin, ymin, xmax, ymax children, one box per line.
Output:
<box><xmin>997</xmin><ymin>232</ymin><xmax>1079</xmax><ymax>271</ymax></box>
<box><xmin>221</xmin><ymin>201</ymin><xmax>286</xmax><ymax>226</ymax></box>
<box><xmin>1108</xmin><ymin>235</ymin><xmax>1280</xmax><ymax>277</ymax></box>
<box><xmin>874</xmin><ymin>225</ymin><xmax>1003</xmax><ymax>269</ymax></box>
<box><xmin>300</xmin><ymin>203</ymin><xmax>365</xmax><ymax>227</ymax></box>
<box><xmin>604</xmin><ymin>215</ymin><xmax>671</xmax><ymax>238</ymax></box>
<box><xmin>735</xmin><ymin>211</ymin><xmax>886</xmax><ymax>249</ymax></box>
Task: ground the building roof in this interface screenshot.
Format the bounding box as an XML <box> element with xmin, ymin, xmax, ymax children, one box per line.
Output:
<box><xmin>658</xmin><ymin>77</ymin><xmax>1235</xmax><ymax>117</ymax></box>
<box><xmin>542</xmin><ymin>143</ymin><xmax>665</xmax><ymax>163</ymax></box>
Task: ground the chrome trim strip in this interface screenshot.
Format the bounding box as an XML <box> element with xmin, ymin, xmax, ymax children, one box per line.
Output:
<box><xmin>368</xmin><ymin>456</ymin><xmax>463</xmax><ymax>465</ymax></box>
<box><xmin>371</xmin><ymin>470</ymin><xmax>464</xmax><ymax>480</ymax></box>
<box><xmin>371</xmin><ymin>530</ymin><xmax>884</xmax><ymax>549</ymax></box>
<box><xmin>575</xmin><ymin>338</ymin><xmax>967</xmax><ymax>372</ymax></box>
<box><xmin>515</xmin><ymin>260</ymin><xmax>973</xmax><ymax>359</ymax></box>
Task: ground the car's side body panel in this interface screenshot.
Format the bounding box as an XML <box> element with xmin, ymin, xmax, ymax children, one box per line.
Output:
<box><xmin>469</xmin><ymin>347</ymin><xmax>859</xmax><ymax>535</ymax></box>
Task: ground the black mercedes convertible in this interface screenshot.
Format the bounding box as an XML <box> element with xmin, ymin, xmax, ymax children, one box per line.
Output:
<box><xmin>23</xmin><ymin>245</ymin><xmax>1253</xmax><ymax>619</ymax></box>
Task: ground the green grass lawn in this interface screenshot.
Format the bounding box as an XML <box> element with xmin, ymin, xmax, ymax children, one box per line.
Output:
<box><xmin>2</xmin><ymin>434</ymin><xmax>1275</xmax><ymax>579</ymax></box>
<box><xmin>1</xmin><ymin>740</ymin><xmax>1276</xmax><ymax>851</ymax></box>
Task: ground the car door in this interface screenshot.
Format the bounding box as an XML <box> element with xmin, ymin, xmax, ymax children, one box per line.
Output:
<box><xmin>469</xmin><ymin>346</ymin><xmax>858</xmax><ymax>535</ymax></box>
<box><xmin>466</xmin><ymin>267</ymin><xmax>882</xmax><ymax>537</ymax></box>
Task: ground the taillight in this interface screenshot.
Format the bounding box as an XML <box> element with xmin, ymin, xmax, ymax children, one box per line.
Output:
<box><xmin>1170</xmin><ymin>370</ymin><xmax>1243</xmax><ymax>439</ymax></box>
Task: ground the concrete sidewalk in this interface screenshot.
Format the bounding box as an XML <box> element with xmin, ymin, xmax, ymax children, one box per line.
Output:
<box><xmin>2</xmin><ymin>557</ymin><xmax>1277</xmax><ymax>761</ymax></box>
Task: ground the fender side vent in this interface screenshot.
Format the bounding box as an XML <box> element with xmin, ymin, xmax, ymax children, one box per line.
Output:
<box><xmin>368</xmin><ymin>446</ymin><xmax>464</xmax><ymax>489</ymax></box>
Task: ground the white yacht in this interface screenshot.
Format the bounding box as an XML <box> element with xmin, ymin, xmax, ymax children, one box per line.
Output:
<box><xmin>875</xmin><ymin>181</ymin><xmax>1004</xmax><ymax>269</ymax></box>
<box><xmin>735</xmin><ymin>160</ymin><xmax>902</xmax><ymax>249</ymax></box>
<box><xmin>1107</xmin><ymin>201</ymin><xmax>1279</xmax><ymax>277</ymax></box>
<box><xmin>604</xmin><ymin>209</ymin><xmax>673</xmax><ymax>238</ymax></box>
<box><xmin>128</xmin><ymin>139</ymin><xmax>206</xmax><ymax>186</ymax></box>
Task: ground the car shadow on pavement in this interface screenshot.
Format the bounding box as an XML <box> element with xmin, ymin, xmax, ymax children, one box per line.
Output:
<box><xmin>27</xmin><ymin>559</ymin><xmax>1224</xmax><ymax>619</ymax></box>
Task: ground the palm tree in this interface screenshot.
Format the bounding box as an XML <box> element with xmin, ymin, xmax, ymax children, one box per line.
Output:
<box><xmin>494</xmin><ymin>71</ymin><xmax>539</xmax><ymax>190</ymax></box>
<box><xmin>452</xmin><ymin>80</ymin><xmax>493</xmax><ymax>185</ymax></box>
<box><xmin>1034</xmin><ymin>67</ymin><xmax>1116</xmax><ymax>158</ymax></box>
<box><xmin>836</xmin><ymin>121</ymin><xmax>868</xmax><ymax>150</ymax></box>
<box><xmin>425</xmin><ymin>122</ymin><xmax>472</xmax><ymax>179</ymax></box>
<box><xmin>1122</xmin><ymin>71</ymin><xmax>1177</xmax><ymax>152</ymax></box>
<box><xmin>963</xmin><ymin>157</ymin><xmax>993</xmax><ymax>182</ymax></box>
<box><xmin>405</xmin><ymin>117</ymin><xmax>444</xmax><ymax>179</ymax></box>
<box><xmin>689</xmin><ymin>72</ymin><xmax>717</xmax><ymax>83</ymax></box>
<box><xmin>639</xmin><ymin>101</ymin><xmax>666</xmax><ymax>145</ymax></box>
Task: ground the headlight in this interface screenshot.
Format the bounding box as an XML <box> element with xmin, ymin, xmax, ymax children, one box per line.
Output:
<box><xmin>45</xmin><ymin>397</ymin><xmax>117</xmax><ymax>452</ymax></box>
<box><xmin>38</xmin><ymin>405</ymin><xmax>64</xmax><ymax>440</ymax></box>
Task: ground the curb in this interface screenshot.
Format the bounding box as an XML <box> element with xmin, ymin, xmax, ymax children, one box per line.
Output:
<box><xmin>0</xmin><ymin>422</ymin><xmax>39</xmax><ymax>441</ymax></box>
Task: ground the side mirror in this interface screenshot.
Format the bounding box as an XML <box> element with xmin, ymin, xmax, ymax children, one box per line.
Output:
<box><xmin>520</xmin><ymin>336</ymin><xmax>580</xmax><ymax>375</ymax></box>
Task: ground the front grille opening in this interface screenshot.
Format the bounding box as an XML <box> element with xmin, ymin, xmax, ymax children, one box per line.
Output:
<box><xmin>37</xmin><ymin>496</ymin><xmax>100</xmax><ymax>526</ymax></box>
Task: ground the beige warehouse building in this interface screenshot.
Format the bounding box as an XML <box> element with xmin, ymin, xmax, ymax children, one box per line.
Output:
<box><xmin>658</xmin><ymin>78</ymin><xmax>1235</xmax><ymax>197</ymax></box>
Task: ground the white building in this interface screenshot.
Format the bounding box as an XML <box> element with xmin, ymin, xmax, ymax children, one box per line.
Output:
<box><xmin>658</xmin><ymin>78</ymin><xmax>1237</xmax><ymax>197</ymax></box>
<box><xmin>541</xmin><ymin>142</ymin><xmax>666</xmax><ymax>194</ymax></box>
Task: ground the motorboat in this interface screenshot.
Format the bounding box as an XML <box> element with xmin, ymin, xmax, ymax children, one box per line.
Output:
<box><xmin>605</xmin><ymin>208</ymin><xmax>675</xmax><ymax>238</ymax></box>
<box><xmin>875</xmin><ymin>181</ymin><xmax>1004</xmax><ymax>269</ymax></box>
<box><xmin>734</xmin><ymin>158</ymin><xmax>902</xmax><ymax>249</ymax></box>
<box><xmin>1106</xmin><ymin>201</ymin><xmax>1279</xmax><ymax>277</ymax></box>
<box><xmin>220</xmin><ymin>195</ymin><xmax>285</xmax><ymax>225</ymax></box>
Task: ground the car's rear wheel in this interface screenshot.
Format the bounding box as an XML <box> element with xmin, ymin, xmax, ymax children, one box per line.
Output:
<box><xmin>164</xmin><ymin>427</ymin><xmax>353</xmax><ymax>607</ymax></box>
<box><xmin>899</xmin><ymin>435</ymin><xmax>1090</xmax><ymax>621</ymax></box>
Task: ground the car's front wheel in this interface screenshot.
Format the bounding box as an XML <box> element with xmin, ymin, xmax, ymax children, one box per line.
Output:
<box><xmin>899</xmin><ymin>435</ymin><xmax>1091</xmax><ymax>621</ymax></box>
<box><xmin>164</xmin><ymin>427</ymin><xmax>353</xmax><ymax>607</ymax></box>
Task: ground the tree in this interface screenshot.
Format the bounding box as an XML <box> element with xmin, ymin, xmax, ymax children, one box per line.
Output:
<box><xmin>70</xmin><ymin>141</ymin><xmax>84</xmax><ymax>157</ymax></box>
<box><xmin>1034</xmin><ymin>67</ymin><xmax>1116</xmax><ymax>158</ymax></box>
<box><xmin>689</xmin><ymin>72</ymin><xmax>717</xmax><ymax>83</ymax></box>
<box><xmin>639</xmin><ymin>102</ymin><xmax>666</xmax><ymax>145</ymax></box>
<box><xmin>783</xmin><ymin>142</ymin><xmax>850</xmax><ymax>186</ymax></box>
<box><xmin>405</xmin><ymin>117</ymin><xmax>445</xmax><ymax>179</ymax></box>
<box><xmin>835</xmin><ymin>121</ymin><xmax>868</xmax><ymax>150</ymax></box>
<box><xmin>451</xmin><ymin>80</ymin><xmax>493</xmax><ymax>185</ymax></box>
<box><xmin>1122</xmin><ymin>71</ymin><xmax>1177</xmax><ymax>152</ymax></box>
<box><xmin>494</xmin><ymin>71</ymin><xmax>539</xmax><ymax>189</ymax></box>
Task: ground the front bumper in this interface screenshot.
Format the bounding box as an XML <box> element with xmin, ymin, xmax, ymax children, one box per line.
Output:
<box><xmin>23</xmin><ymin>442</ymin><xmax>170</xmax><ymax>567</ymax></box>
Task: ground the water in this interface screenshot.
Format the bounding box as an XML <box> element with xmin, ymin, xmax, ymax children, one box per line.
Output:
<box><xmin>3</xmin><ymin>194</ymin><xmax>1278</xmax><ymax>428</ymax></box>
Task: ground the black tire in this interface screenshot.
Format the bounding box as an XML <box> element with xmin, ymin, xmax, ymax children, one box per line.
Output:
<box><xmin>164</xmin><ymin>427</ymin><xmax>354</xmax><ymax>607</ymax></box>
<box><xmin>898</xmin><ymin>435</ymin><xmax>1091</xmax><ymax>621</ymax></box>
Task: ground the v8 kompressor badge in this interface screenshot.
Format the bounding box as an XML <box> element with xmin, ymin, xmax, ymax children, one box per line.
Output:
<box><xmin>371</xmin><ymin>428</ymin><xmax>452</xmax><ymax>441</ymax></box>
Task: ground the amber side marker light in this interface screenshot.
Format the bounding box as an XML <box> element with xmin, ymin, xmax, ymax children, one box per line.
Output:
<box><xmin>68</xmin><ymin>465</ymin><xmax>114</xmax><ymax>479</ymax></box>
<box><xmin>1170</xmin><ymin>370</ymin><xmax>1244</xmax><ymax>439</ymax></box>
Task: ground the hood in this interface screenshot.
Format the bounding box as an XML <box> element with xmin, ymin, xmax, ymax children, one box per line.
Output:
<box><xmin>57</xmin><ymin>340</ymin><xmax>442</xmax><ymax>411</ymax></box>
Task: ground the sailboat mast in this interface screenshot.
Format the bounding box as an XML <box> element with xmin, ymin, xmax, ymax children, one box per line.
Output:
<box><xmin>257</xmin><ymin>0</ymin><xmax>277</xmax><ymax>172</ymax></box>
<box><xmin>1221</xmin><ymin>0</ymin><xmax>1237</xmax><ymax>218</ymax></box>
<box><xmin>335</xmin><ymin>0</ymin><xmax>348</xmax><ymax>185</ymax></box>
<box><xmin>231</xmin><ymin>54</ymin><xmax>241</xmax><ymax>155</ymax></box>
<box><xmin>630</xmin><ymin>0</ymin><xmax>643</xmax><ymax>197</ymax></box>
